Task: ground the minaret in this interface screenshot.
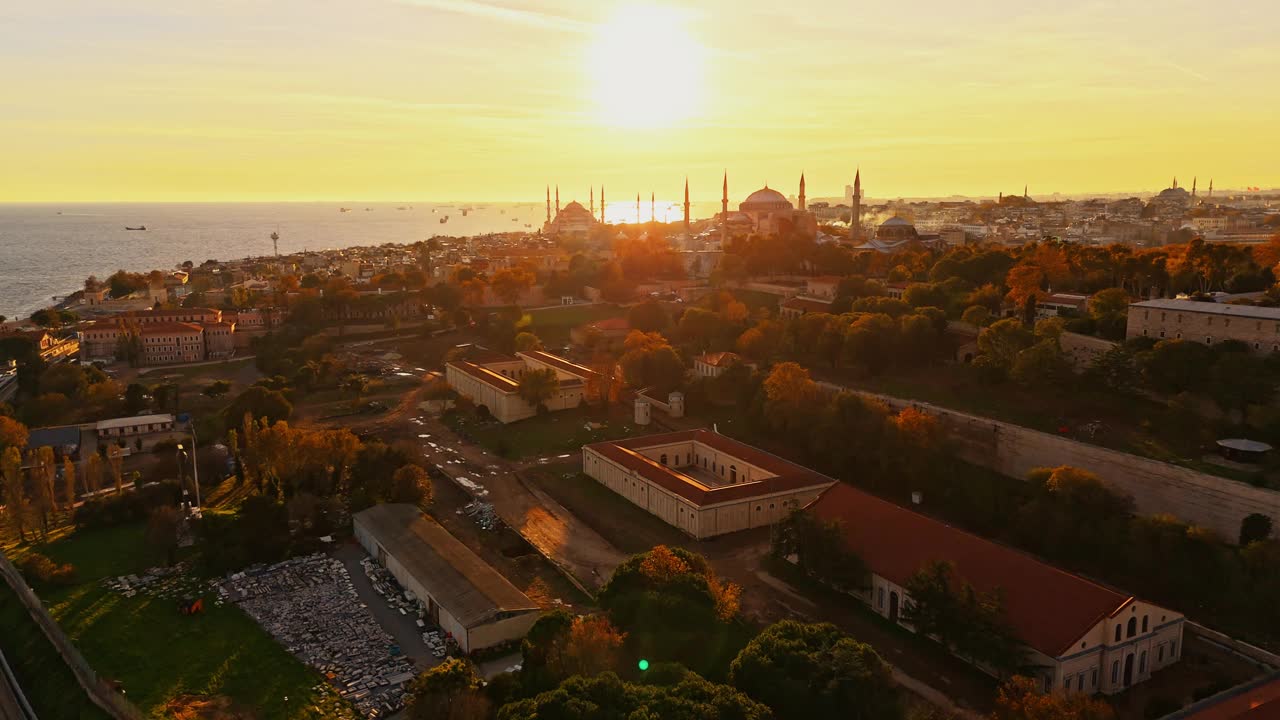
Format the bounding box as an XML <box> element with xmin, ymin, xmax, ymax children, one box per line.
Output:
<box><xmin>1192</xmin><ymin>177</ymin><xmax>1197</xmax><ymax>198</ymax></box>
<box><xmin>600</xmin><ymin>186</ymin><xmax>606</xmax><ymax>223</ymax></box>
<box><xmin>849</xmin><ymin>168</ymin><xmax>862</xmax><ymax>242</ymax></box>
<box><xmin>721</xmin><ymin>171</ymin><xmax>729</xmax><ymax>245</ymax></box>
<box><xmin>590</xmin><ymin>186</ymin><xmax>595</xmax><ymax>215</ymax></box>
<box><xmin>545</xmin><ymin>186</ymin><xmax>551</xmax><ymax>224</ymax></box>
<box><xmin>1024</xmin><ymin>184</ymin><xmax>1028</xmax><ymax>199</ymax></box>
<box><xmin>1209</xmin><ymin>179</ymin><xmax>1214</xmax><ymax>199</ymax></box>
<box><xmin>683</xmin><ymin>178</ymin><xmax>691</xmax><ymax>233</ymax></box>
<box><xmin>798</xmin><ymin>173</ymin><xmax>806</xmax><ymax>211</ymax></box>
<box><xmin>555</xmin><ymin>185</ymin><xmax>560</xmax><ymax>215</ymax></box>
<box><xmin>651</xmin><ymin>192</ymin><xmax>655</xmax><ymax>223</ymax></box>
<box><xmin>636</xmin><ymin>193</ymin><xmax>641</xmax><ymax>224</ymax></box>
<box><xmin>1172</xmin><ymin>177</ymin><xmax>1177</xmax><ymax>189</ymax></box>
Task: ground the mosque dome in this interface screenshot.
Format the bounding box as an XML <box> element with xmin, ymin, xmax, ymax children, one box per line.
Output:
<box><xmin>740</xmin><ymin>186</ymin><xmax>793</xmax><ymax>212</ymax></box>
<box><xmin>876</xmin><ymin>215</ymin><xmax>919</xmax><ymax>242</ymax></box>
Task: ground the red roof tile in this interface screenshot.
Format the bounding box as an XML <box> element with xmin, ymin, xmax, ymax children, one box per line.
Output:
<box><xmin>519</xmin><ymin>350</ymin><xmax>598</xmax><ymax>379</ymax></box>
<box><xmin>447</xmin><ymin>360</ymin><xmax>519</xmax><ymax>391</ymax></box>
<box><xmin>586</xmin><ymin>430</ymin><xmax>834</xmax><ymax>507</ymax></box>
<box><xmin>697</xmin><ymin>352</ymin><xmax>742</xmax><ymax>368</ymax></box>
<box><xmin>807</xmin><ymin>483</ymin><xmax>1133</xmax><ymax>657</ymax></box>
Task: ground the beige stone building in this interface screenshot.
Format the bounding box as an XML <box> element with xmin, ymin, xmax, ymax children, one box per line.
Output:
<box><xmin>353</xmin><ymin>504</ymin><xmax>541</xmax><ymax>654</ymax></box>
<box><xmin>79</xmin><ymin>306</ymin><xmax>238</xmax><ymax>366</ymax></box>
<box><xmin>444</xmin><ymin>349</ymin><xmax>599</xmax><ymax>424</ymax></box>
<box><xmin>1126</xmin><ymin>299</ymin><xmax>1280</xmax><ymax>353</ymax></box>
<box><xmin>582</xmin><ymin>430</ymin><xmax>836</xmax><ymax>539</ymax></box>
<box><xmin>693</xmin><ymin>351</ymin><xmax>744</xmax><ymax>379</ymax></box>
<box><xmin>808</xmin><ymin>483</ymin><xmax>1185</xmax><ymax>696</ymax></box>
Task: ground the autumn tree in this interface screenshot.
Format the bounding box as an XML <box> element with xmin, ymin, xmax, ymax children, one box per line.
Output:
<box><xmin>1</xmin><ymin>447</ymin><xmax>29</xmax><ymax>542</ymax></box>
<box><xmin>513</xmin><ymin>332</ymin><xmax>543</xmax><ymax>352</ymax></box>
<box><xmin>490</xmin><ymin>267</ymin><xmax>536</xmax><ymax>306</ymax></box>
<box><xmin>29</xmin><ymin>446</ymin><xmax>57</xmax><ymax>533</ymax></box>
<box><xmin>498</xmin><ymin>671</ymin><xmax>771</xmax><ymax>720</ymax></box>
<box><xmin>772</xmin><ymin>510</ymin><xmax>868</xmax><ymax>591</ymax></box>
<box><xmin>517</xmin><ymin>368</ymin><xmax>560</xmax><ymax>412</ymax></box>
<box><xmin>406</xmin><ymin>658</ymin><xmax>487</xmax><ymax>720</ymax></box>
<box><xmin>62</xmin><ymin>455</ymin><xmax>77</xmax><ymax>512</ymax></box>
<box><xmin>618</xmin><ymin>331</ymin><xmax>685</xmax><ymax>392</ymax></box>
<box><xmin>991</xmin><ymin>675</ymin><xmax>1115</xmax><ymax>720</ymax></box>
<box><xmin>0</xmin><ymin>416</ymin><xmax>29</xmax><ymax>451</ymax></box>
<box><xmin>83</xmin><ymin>452</ymin><xmax>103</xmax><ymax>495</ymax></box>
<box><xmin>107</xmin><ymin>443</ymin><xmax>125</xmax><ymax>495</ymax></box>
<box><xmin>390</xmin><ymin>464</ymin><xmax>433</xmax><ymax>507</ymax></box>
<box><xmin>762</xmin><ymin>362</ymin><xmax>824</xmax><ymax>435</ymax></box>
<box><xmin>1004</xmin><ymin>264</ymin><xmax>1045</xmax><ymax>308</ymax></box>
<box><xmin>903</xmin><ymin>561</ymin><xmax>1025</xmax><ymax>674</ymax></box>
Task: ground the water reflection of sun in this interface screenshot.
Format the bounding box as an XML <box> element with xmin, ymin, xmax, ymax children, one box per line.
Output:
<box><xmin>588</xmin><ymin>5</ymin><xmax>704</xmax><ymax>129</ymax></box>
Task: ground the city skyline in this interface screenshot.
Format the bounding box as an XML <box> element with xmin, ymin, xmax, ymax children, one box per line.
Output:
<box><xmin>3</xmin><ymin>0</ymin><xmax>1278</xmax><ymax>202</ymax></box>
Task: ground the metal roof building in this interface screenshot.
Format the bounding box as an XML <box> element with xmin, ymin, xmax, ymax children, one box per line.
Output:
<box><xmin>352</xmin><ymin>504</ymin><xmax>541</xmax><ymax>653</ymax></box>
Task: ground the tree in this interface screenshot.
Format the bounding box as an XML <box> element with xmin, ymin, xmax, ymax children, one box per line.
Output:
<box><xmin>514</xmin><ymin>332</ymin><xmax>544</xmax><ymax>352</ymax></box>
<box><xmin>678</xmin><ymin>307</ymin><xmax>724</xmax><ymax>351</ymax></box>
<box><xmin>490</xmin><ymin>267</ymin><xmax>536</xmax><ymax>306</ymax></box>
<box><xmin>961</xmin><ymin>305</ymin><xmax>992</xmax><ymax>328</ymax></box>
<box><xmin>30</xmin><ymin>446</ymin><xmax>57</xmax><ymax>532</ymax></box>
<box><xmin>1137</xmin><ymin>339</ymin><xmax>1213</xmax><ymax>395</ymax></box>
<box><xmin>1014</xmin><ymin>466</ymin><xmax>1133</xmax><ymax>572</ymax></box>
<box><xmin>390</xmin><ymin>464</ymin><xmax>433</xmax><ymax>507</ymax></box>
<box><xmin>729</xmin><ymin>621</ymin><xmax>900</xmax><ymax>720</ymax></box>
<box><xmin>0</xmin><ymin>416</ymin><xmax>29</xmax><ymax>450</ymax></box>
<box><xmin>344</xmin><ymin>374</ymin><xmax>369</xmax><ymax>405</ymax></box>
<box><xmin>843</xmin><ymin>313</ymin><xmax>897</xmax><ymax>374</ymax></box>
<box><xmin>497</xmin><ymin>671</ymin><xmax>772</xmax><ymax>720</ymax></box>
<box><xmin>146</xmin><ymin>505</ymin><xmax>182</xmax><ymax>566</ymax></box>
<box><xmin>39</xmin><ymin>363</ymin><xmax>89</xmax><ymax>399</ymax></box>
<box><xmin>406</xmin><ymin>658</ymin><xmax>486</xmax><ymax>720</ymax></box>
<box><xmin>903</xmin><ymin>561</ymin><xmax>1024</xmax><ymax>674</ymax></box>
<box><xmin>977</xmin><ymin>318</ymin><xmax>1034</xmax><ymax>377</ymax></box>
<box><xmin>991</xmin><ymin>675</ymin><xmax>1115</xmax><ymax>720</ymax></box>
<box><xmin>1208</xmin><ymin>351</ymin><xmax>1274</xmax><ymax>421</ymax></box>
<box><xmin>773</xmin><ymin>510</ymin><xmax>868</xmax><ymax>591</ymax></box>
<box><xmin>1004</xmin><ymin>264</ymin><xmax>1045</xmax><ymax>308</ymax></box>
<box><xmin>736</xmin><ymin>320</ymin><xmax>786</xmax><ymax>365</ymax></box>
<box><xmin>223</xmin><ymin>386</ymin><xmax>292</xmax><ymax>428</ymax></box>
<box><xmin>559</xmin><ymin>615</ymin><xmax>627</xmax><ymax>679</ymax></box>
<box><xmin>1240</xmin><ymin>513</ymin><xmax>1273</xmax><ymax>546</ymax></box>
<box><xmin>1</xmin><ymin>447</ymin><xmax>29</xmax><ymax>542</ymax></box>
<box><xmin>517</xmin><ymin>368</ymin><xmax>560</xmax><ymax>412</ymax></box>
<box><xmin>618</xmin><ymin>331</ymin><xmax>685</xmax><ymax>392</ymax></box>
<box><xmin>629</xmin><ymin>300</ymin><xmax>672</xmax><ymax>333</ymax></box>
<box><xmin>202</xmin><ymin>380</ymin><xmax>231</xmax><ymax>399</ymax></box>
<box><xmin>107</xmin><ymin>443</ymin><xmax>125</xmax><ymax>495</ymax></box>
<box><xmin>124</xmin><ymin>383</ymin><xmax>149</xmax><ymax>414</ymax></box>
<box><xmin>61</xmin><ymin>455</ymin><xmax>77</xmax><ymax>511</ymax></box>
<box><xmin>762</xmin><ymin>362</ymin><xmax>823</xmax><ymax>435</ymax></box>
<box><xmin>83</xmin><ymin>452</ymin><xmax>103</xmax><ymax>495</ymax></box>
<box><xmin>1010</xmin><ymin>339</ymin><xmax>1072</xmax><ymax>388</ymax></box>
<box><xmin>1088</xmin><ymin>288</ymin><xmax>1130</xmax><ymax>340</ymax></box>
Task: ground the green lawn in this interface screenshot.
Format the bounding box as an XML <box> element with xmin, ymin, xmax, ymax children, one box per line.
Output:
<box><xmin>444</xmin><ymin>406</ymin><xmax>645</xmax><ymax>459</ymax></box>
<box><xmin>6</xmin><ymin>523</ymin><xmax>352</xmax><ymax>719</ymax></box>
<box><xmin>524</xmin><ymin>463</ymin><xmax>688</xmax><ymax>555</ymax></box>
<box><xmin>0</xmin><ymin>582</ymin><xmax>111</xmax><ymax>720</ymax></box>
<box><xmin>527</xmin><ymin>303</ymin><xmax>626</xmax><ymax>345</ymax></box>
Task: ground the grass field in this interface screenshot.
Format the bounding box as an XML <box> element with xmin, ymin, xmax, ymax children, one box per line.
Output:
<box><xmin>0</xmin><ymin>582</ymin><xmax>111</xmax><ymax>720</ymax></box>
<box><xmin>444</xmin><ymin>406</ymin><xmax>644</xmax><ymax>459</ymax></box>
<box><xmin>526</xmin><ymin>303</ymin><xmax>626</xmax><ymax>345</ymax></box>
<box><xmin>4</xmin><ymin>521</ymin><xmax>352</xmax><ymax>719</ymax></box>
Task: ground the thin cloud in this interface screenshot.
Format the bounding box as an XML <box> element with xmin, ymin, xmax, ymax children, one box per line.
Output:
<box><xmin>391</xmin><ymin>0</ymin><xmax>589</xmax><ymax>33</ymax></box>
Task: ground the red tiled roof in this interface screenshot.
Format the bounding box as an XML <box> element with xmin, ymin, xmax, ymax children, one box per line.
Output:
<box><xmin>447</xmin><ymin>360</ymin><xmax>519</xmax><ymax>391</ymax></box>
<box><xmin>698</xmin><ymin>352</ymin><xmax>742</xmax><ymax>368</ymax></box>
<box><xmin>586</xmin><ymin>430</ymin><xmax>835</xmax><ymax>507</ymax></box>
<box><xmin>807</xmin><ymin>483</ymin><xmax>1133</xmax><ymax>657</ymax></box>
<box><xmin>519</xmin><ymin>350</ymin><xmax>598</xmax><ymax>379</ymax></box>
<box><xmin>583</xmin><ymin>317</ymin><xmax>630</xmax><ymax>332</ymax></box>
<box><xmin>458</xmin><ymin>346</ymin><xmax>518</xmax><ymax>365</ymax></box>
<box><xmin>781</xmin><ymin>297</ymin><xmax>835</xmax><ymax>313</ymax></box>
<box><xmin>139</xmin><ymin>322</ymin><xmax>204</xmax><ymax>335</ymax></box>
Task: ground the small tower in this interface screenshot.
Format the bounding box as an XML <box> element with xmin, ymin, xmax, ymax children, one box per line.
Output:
<box><xmin>1024</xmin><ymin>184</ymin><xmax>1029</xmax><ymax>199</ymax></box>
<box><xmin>555</xmin><ymin>185</ymin><xmax>560</xmax><ymax>215</ymax></box>
<box><xmin>651</xmin><ymin>192</ymin><xmax>656</xmax><ymax>223</ymax></box>
<box><xmin>600</xmin><ymin>186</ymin><xmax>606</xmax><ymax>223</ymax></box>
<box><xmin>798</xmin><ymin>173</ymin><xmax>806</xmax><ymax>211</ymax></box>
<box><xmin>545</xmin><ymin>186</ymin><xmax>551</xmax><ymax>224</ymax></box>
<box><xmin>683</xmin><ymin>178</ymin><xmax>691</xmax><ymax>233</ymax></box>
<box><xmin>270</xmin><ymin>229</ymin><xmax>280</xmax><ymax>257</ymax></box>
<box><xmin>590</xmin><ymin>186</ymin><xmax>595</xmax><ymax>215</ymax></box>
<box><xmin>721</xmin><ymin>171</ymin><xmax>729</xmax><ymax>245</ymax></box>
<box><xmin>667</xmin><ymin>391</ymin><xmax>685</xmax><ymax>418</ymax></box>
<box><xmin>636</xmin><ymin>193</ymin><xmax>641</xmax><ymax>224</ymax></box>
<box><xmin>848</xmin><ymin>168</ymin><xmax>862</xmax><ymax>242</ymax></box>
<box><xmin>1209</xmin><ymin>179</ymin><xmax>1214</xmax><ymax>198</ymax></box>
<box><xmin>634</xmin><ymin>397</ymin><xmax>651</xmax><ymax>426</ymax></box>
<box><xmin>1192</xmin><ymin>177</ymin><xmax>1197</xmax><ymax>198</ymax></box>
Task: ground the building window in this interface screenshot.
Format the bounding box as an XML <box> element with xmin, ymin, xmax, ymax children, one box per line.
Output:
<box><xmin>730</xmin><ymin>465</ymin><xmax>737</xmax><ymax>482</ymax></box>
<box><xmin>755</xmin><ymin>505</ymin><xmax>762</xmax><ymax>512</ymax></box>
<box><xmin>1064</xmin><ymin>676</ymin><xmax>1071</xmax><ymax>691</ymax></box>
<box><xmin>1206</xmin><ymin>336</ymin><xmax>1213</xmax><ymax>344</ymax></box>
<box><xmin>1139</xmin><ymin>651</ymin><xmax>1147</xmax><ymax>674</ymax></box>
<box><xmin>1077</xmin><ymin>672</ymin><xmax>1085</xmax><ymax>691</ymax></box>
<box><xmin>1208</xmin><ymin>317</ymin><xmax>1214</xmax><ymax>326</ymax></box>
<box><xmin>1115</xmin><ymin>625</ymin><xmax>1122</xmax><ymax>642</ymax></box>
<box><xmin>1159</xmin><ymin>331</ymin><xmax>1165</xmax><ymax>338</ymax></box>
<box><xmin>1043</xmin><ymin>675</ymin><xmax>1052</xmax><ymax>693</ymax></box>
<box><xmin>1171</xmin><ymin>641</ymin><xmax>1178</xmax><ymax>658</ymax></box>
<box><xmin>1091</xmin><ymin>668</ymin><xmax>1098</xmax><ymax>688</ymax></box>
<box><xmin>660</xmin><ymin>453</ymin><xmax>668</xmax><ymax>465</ymax></box>
<box><xmin>1111</xmin><ymin>661</ymin><xmax>1119</xmax><ymax>685</ymax></box>
<box><xmin>1127</xmin><ymin>617</ymin><xmax>1137</xmax><ymax>638</ymax></box>
<box><xmin>1142</xmin><ymin>615</ymin><xmax>1149</xmax><ymax>633</ymax></box>
<box><xmin>878</xmin><ymin>588</ymin><xmax>884</xmax><ymax>608</ymax></box>
<box><xmin>1158</xmin><ymin>645</ymin><xmax>1164</xmax><ymax>662</ymax></box>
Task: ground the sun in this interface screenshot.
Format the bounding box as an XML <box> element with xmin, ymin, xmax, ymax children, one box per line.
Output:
<box><xmin>588</xmin><ymin>5</ymin><xmax>704</xmax><ymax>129</ymax></box>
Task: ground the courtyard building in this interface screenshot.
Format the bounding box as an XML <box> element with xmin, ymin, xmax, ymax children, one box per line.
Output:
<box><xmin>582</xmin><ymin>430</ymin><xmax>836</xmax><ymax>539</ymax></box>
<box><xmin>444</xmin><ymin>348</ymin><xmax>599</xmax><ymax>423</ymax></box>
<box><xmin>806</xmin><ymin>482</ymin><xmax>1185</xmax><ymax>696</ymax></box>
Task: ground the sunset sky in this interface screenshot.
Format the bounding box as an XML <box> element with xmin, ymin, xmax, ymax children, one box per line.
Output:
<box><xmin>3</xmin><ymin>0</ymin><xmax>1277</xmax><ymax>202</ymax></box>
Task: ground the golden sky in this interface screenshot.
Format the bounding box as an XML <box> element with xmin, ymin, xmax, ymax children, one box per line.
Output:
<box><xmin>3</xmin><ymin>0</ymin><xmax>1277</xmax><ymax>202</ymax></box>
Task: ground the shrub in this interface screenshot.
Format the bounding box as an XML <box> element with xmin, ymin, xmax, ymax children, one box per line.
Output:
<box><xmin>19</xmin><ymin>553</ymin><xmax>78</xmax><ymax>586</ymax></box>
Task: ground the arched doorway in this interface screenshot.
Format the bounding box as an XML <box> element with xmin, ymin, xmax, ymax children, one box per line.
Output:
<box><xmin>888</xmin><ymin>591</ymin><xmax>900</xmax><ymax>624</ymax></box>
<box><xmin>1123</xmin><ymin>653</ymin><xmax>1134</xmax><ymax>687</ymax></box>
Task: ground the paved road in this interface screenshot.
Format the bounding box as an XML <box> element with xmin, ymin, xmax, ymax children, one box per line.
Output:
<box><xmin>413</xmin><ymin>418</ymin><xmax>625</xmax><ymax>591</ymax></box>
<box><xmin>0</xmin><ymin>660</ymin><xmax>33</xmax><ymax>720</ymax></box>
<box><xmin>332</xmin><ymin>542</ymin><xmax>440</xmax><ymax>673</ymax></box>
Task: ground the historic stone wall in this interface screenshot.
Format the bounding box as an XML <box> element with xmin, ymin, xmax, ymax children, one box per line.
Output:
<box><xmin>818</xmin><ymin>382</ymin><xmax>1280</xmax><ymax>542</ymax></box>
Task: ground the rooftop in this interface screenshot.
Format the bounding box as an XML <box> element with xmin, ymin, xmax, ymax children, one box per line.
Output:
<box><xmin>95</xmin><ymin>413</ymin><xmax>175</xmax><ymax>431</ymax></box>
<box><xmin>353</xmin><ymin>504</ymin><xmax>539</xmax><ymax>627</ymax></box>
<box><xmin>697</xmin><ymin>351</ymin><xmax>742</xmax><ymax>368</ymax></box>
<box><xmin>808</xmin><ymin>482</ymin><xmax>1145</xmax><ymax>657</ymax></box>
<box><xmin>518</xmin><ymin>350</ymin><xmax>598</xmax><ymax>379</ymax></box>
<box><xmin>586</xmin><ymin>429</ymin><xmax>835</xmax><ymax>507</ymax></box>
<box><xmin>1131</xmin><ymin>298</ymin><xmax>1280</xmax><ymax>320</ymax></box>
<box><xmin>447</xmin><ymin>360</ymin><xmax>520</xmax><ymax>391</ymax></box>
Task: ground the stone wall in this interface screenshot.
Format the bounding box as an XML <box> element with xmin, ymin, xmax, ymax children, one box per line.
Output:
<box><xmin>819</xmin><ymin>383</ymin><xmax>1280</xmax><ymax>542</ymax></box>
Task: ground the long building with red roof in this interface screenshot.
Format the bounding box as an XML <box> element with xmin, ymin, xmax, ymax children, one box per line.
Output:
<box><xmin>444</xmin><ymin>347</ymin><xmax>600</xmax><ymax>423</ymax></box>
<box><xmin>805</xmin><ymin>482</ymin><xmax>1185</xmax><ymax>696</ymax></box>
<box><xmin>583</xmin><ymin>430</ymin><xmax>835</xmax><ymax>539</ymax></box>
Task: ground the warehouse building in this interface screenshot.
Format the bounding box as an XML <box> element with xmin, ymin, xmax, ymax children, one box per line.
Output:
<box><xmin>352</xmin><ymin>504</ymin><xmax>541</xmax><ymax>653</ymax></box>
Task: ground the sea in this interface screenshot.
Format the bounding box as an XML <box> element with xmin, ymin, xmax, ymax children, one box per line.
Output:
<box><xmin>0</xmin><ymin>200</ymin><xmax>720</xmax><ymax>320</ymax></box>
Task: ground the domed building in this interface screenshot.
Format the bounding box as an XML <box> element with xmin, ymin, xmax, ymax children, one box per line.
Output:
<box><xmin>718</xmin><ymin>175</ymin><xmax>818</xmax><ymax>240</ymax></box>
<box><xmin>876</xmin><ymin>216</ymin><xmax>920</xmax><ymax>243</ymax></box>
<box><xmin>543</xmin><ymin>186</ymin><xmax>600</xmax><ymax>238</ymax></box>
